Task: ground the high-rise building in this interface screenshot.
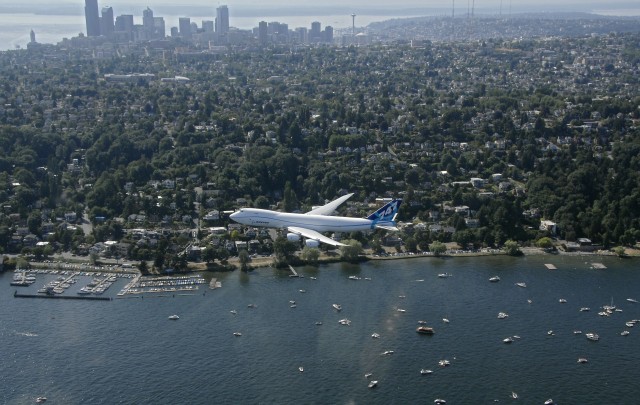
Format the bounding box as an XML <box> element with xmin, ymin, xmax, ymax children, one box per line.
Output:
<box><xmin>154</xmin><ymin>17</ymin><xmax>166</xmax><ymax>39</ymax></box>
<box><xmin>258</xmin><ymin>21</ymin><xmax>268</xmax><ymax>45</ymax></box>
<box><xmin>216</xmin><ymin>6</ymin><xmax>229</xmax><ymax>35</ymax></box>
<box><xmin>101</xmin><ymin>7</ymin><xmax>114</xmax><ymax>37</ymax></box>
<box><xmin>179</xmin><ymin>17</ymin><xmax>192</xmax><ymax>38</ymax></box>
<box><xmin>202</xmin><ymin>21</ymin><xmax>214</xmax><ymax>33</ymax></box>
<box><xmin>115</xmin><ymin>14</ymin><xmax>134</xmax><ymax>40</ymax></box>
<box><xmin>143</xmin><ymin>7</ymin><xmax>154</xmax><ymax>33</ymax></box>
<box><xmin>85</xmin><ymin>0</ymin><xmax>101</xmax><ymax>37</ymax></box>
<box><xmin>323</xmin><ymin>26</ymin><xmax>334</xmax><ymax>43</ymax></box>
<box><xmin>310</xmin><ymin>21</ymin><xmax>321</xmax><ymax>42</ymax></box>
<box><xmin>30</xmin><ymin>30</ymin><xmax>36</xmax><ymax>43</ymax></box>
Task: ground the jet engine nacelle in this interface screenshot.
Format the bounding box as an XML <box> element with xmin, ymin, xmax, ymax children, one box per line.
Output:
<box><xmin>304</xmin><ymin>239</ymin><xmax>321</xmax><ymax>248</ymax></box>
<box><xmin>287</xmin><ymin>233</ymin><xmax>301</xmax><ymax>242</ymax></box>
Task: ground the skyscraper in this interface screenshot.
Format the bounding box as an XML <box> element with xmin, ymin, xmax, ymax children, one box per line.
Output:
<box><xmin>85</xmin><ymin>0</ymin><xmax>101</xmax><ymax>37</ymax></box>
<box><xmin>179</xmin><ymin>17</ymin><xmax>192</xmax><ymax>38</ymax></box>
<box><xmin>101</xmin><ymin>6</ymin><xmax>114</xmax><ymax>37</ymax></box>
<box><xmin>216</xmin><ymin>5</ymin><xmax>229</xmax><ymax>43</ymax></box>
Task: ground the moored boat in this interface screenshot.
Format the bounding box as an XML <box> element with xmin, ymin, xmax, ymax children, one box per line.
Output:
<box><xmin>168</xmin><ymin>314</ymin><xmax>179</xmax><ymax>320</ymax></box>
<box><xmin>416</xmin><ymin>326</ymin><xmax>435</xmax><ymax>335</ymax></box>
<box><xmin>489</xmin><ymin>276</ymin><xmax>500</xmax><ymax>282</ymax></box>
<box><xmin>586</xmin><ymin>332</ymin><xmax>599</xmax><ymax>341</ymax></box>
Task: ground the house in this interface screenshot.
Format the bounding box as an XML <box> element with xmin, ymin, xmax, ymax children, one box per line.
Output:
<box><xmin>540</xmin><ymin>220</ymin><xmax>557</xmax><ymax>235</ymax></box>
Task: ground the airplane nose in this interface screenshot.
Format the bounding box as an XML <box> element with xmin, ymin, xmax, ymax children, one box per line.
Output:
<box><xmin>230</xmin><ymin>212</ymin><xmax>237</xmax><ymax>219</ymax></box>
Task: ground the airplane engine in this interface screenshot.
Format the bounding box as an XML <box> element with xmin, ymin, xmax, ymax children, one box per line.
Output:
<box><xmin>304</xmin><ymin>239</ymin><xmax>320</xmax><ymax>248</ymax></box>
<box><xmin>287</xmin><ymin>233</ymin><xmax>301</xmax><ymax>242</ymax></box>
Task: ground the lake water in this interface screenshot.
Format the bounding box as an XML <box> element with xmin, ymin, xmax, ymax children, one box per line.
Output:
<box><xmin>1</xmin><ymin>254</ymin><xmax>639</xmax><ymax>404</ymax></box>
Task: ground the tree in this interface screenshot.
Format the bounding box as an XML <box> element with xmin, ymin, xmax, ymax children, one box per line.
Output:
<box><xmin>138</xmin><ymin>260</ymin><xmax>149</xmax><ymax>275</ymax></box>
<box><xmin>612</xmin><ymin>246</ymin><xmax>626</xmax><ymax>257</ymax></box>
<box><xmin>238</xmin><ymin>249</ymin><xmax>251</xmax><ymax>271</ymax></box>
<box><xmin>536</xmin><ymin>237</ymin><xmax>554</xmax><ymax>250</ymax></box>
<box><xmin>273</xmin><ymin>236</ymin><xmax>297</xmax><ymax>265</ymax></box>
<box><xmin>300</xmin><ymin>246</ymin><xmax>320</xmax><ymax>264</ymax></box>
<box><xmin>429</xmin><ymin>241</ymin><xmax>447</xmax><ymax>256</ymax></box>
<box><xmin>340</xmin><ymin>239</ymin><xmax>364</xmax><ymax>262</ymax></box>
<box><xmin>504</xmin><ymin>240</ymin><xmax>522</xmax><ymax>256</ymax></box>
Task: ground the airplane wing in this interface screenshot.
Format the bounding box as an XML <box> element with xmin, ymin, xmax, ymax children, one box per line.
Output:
<box><xmin>375</xmin><ymin>225</ymin><xmax>399</xmax><ymax>231</ymax></box>
<box><xmin>305</xmin><ymin>193</ymin><xmax>354</xmax><ymax>216</ymax></box>
<box><xmin>288</xmin><ymin>226</ymin><xmax>346</xmax><ymax>247</ymax></box>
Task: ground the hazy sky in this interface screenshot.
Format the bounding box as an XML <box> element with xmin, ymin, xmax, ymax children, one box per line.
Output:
<box><xmin>7</xmin><ymin>0</ymin><xmax>640</xmax><ymax>9</ymax></box>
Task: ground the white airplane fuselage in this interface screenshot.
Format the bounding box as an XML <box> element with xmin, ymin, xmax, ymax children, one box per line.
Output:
<box><xmin>230</xmin><ymin>208</ymin><xmax>379</xmax><ymax>233</ymax></box>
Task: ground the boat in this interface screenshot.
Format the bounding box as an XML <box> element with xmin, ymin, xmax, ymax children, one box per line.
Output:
<box><xmin>332</xmin><ymin>304</ymin><xmax>342</xmax><ymax>311</ymax></box>
<box><xmin>168</xmin><ymin>315</ymin><xmax>179</xmax><ymax>320</ymax></box>
<box><xmin>382</xmin><ymin>350</ymin><xmax>394</xmax><ymax>355</ymax></box>
<box><xmin>416</xmin><ymin>326</ymin><xmax>435</xmax><ymax>335</ymax></box>
<box><xmin>580</xmin><ymin>307</ymin><xmax>590</xmax><ymax>312</ymax></box>
<box><xmin>515</xmin><ymin>282</ymin><xmax>527</xmax><ymax>288</ymax></box>
<box><xmin>298</xmin><ymin>366</ymin><xmax>304</xmax><ymax>372</ymax></box>
<box><xmin>36</xmin><ymin>397</ymin><xmax>47</xmax><ymax>403</ymax></box>
<box><xmin>290</xmin><ymin>304</ymin><xmax>297</xmax><ymax>308</ymax></box>
<box><xmin>626</xmin><ymin>322</ymin><xmax>635</xmax><ymax>327</ymax></box>
<box><xmin>397</xmin><ymin>308</ymin><xmax>406</xmax><ymax>313</ymax></box>
<box><xmin>434</xmin><ymin>400</ymin><xmax>446</xmax><ymax>405</ymax></box>
<box><xmin>627</xmin><ymin>298</ymin><xmax>638</xmax><ymax>303</ymax></box>
<box><xmin>233</xmin><ymin>332</ymin><xmax>242</xmax><ymax>337</ymax></box>
<box><xmin>438</xmin><ymin>273</ymin><xmax>451</xmax><ymax>278</ymax></box>
<box><xmin>315</xmin><ymin>321</ymin><xmax>322</xmax><ymax>325</ymax></box>
<box><xmin>577</xmin><ymin>358</ymin><xmax>588</xmax><ymax>363</ymax></box>
<box><xmin>309</xmin><ymin>277</ymin><xmax>317</xmax><ymax>280</ymax></box>
<box><xmin>348</xmin><ymin>275</ymin><xmax>361</xmax><ymax>280</ymax></box>
<box><xmin>418</xmin><ymin>320</ymin><xmax>427</xmax><ymax>325</ymax></box>
<box><xmin>420</xmin><ymin>369</ymin><xmax>433</xmax><ymax>375</ymax></box>
<box><xmin>364</xmin><ymin>373</ymin><xmax>373</xmax><ymax>379</ymax></box>
<box><xmin>503</xmin><ymin>337</ymin><xmax>514</xmax><ymax>344</ymax></box>
<box><xmin>559</xmin><ymin>298</ymin><xmax>567</xmax><ymax>303</ymax></box>
<box><xmin>547</xmin><ymin>330</ymin><xmax>554</xmax><ymax>336</ymax></box>
<box><xmin>621</xmin><ymin>330</ymin><xmax>630</xmax><ymax>336</ymax></box>
<box><xmin>368</xmin><ymin>380</ymin><xmax>378</xmax><ymax>388</ymax></box>
<box><xmin>574</xmin><ymin>330</ymin><xmax>582</xmax><ymax>335</ymax></box>
<box><xmin>229</xmin><ymin>310</ymin><xmax>237</xmax><ymax>315</ymax></box>
<box><xmin>338</xmin><ymin>318</ymin><xmax>351</xmax><ymax>326</ymax></box>
<box><xmin>289</xmin><ymin>300</ymin><xmax>296</xmax><ymax>304</ymax></box>
<box><xmin>371</xmin><ymin>332</ymin><xmax>380</xmax><ymax>338</ymax></box>
<box><xmin>299</xmin><ymin>289</ymin><xmax>306</xmax><ymax>293</ymax></box>
<box><xmin>442</xmin><ymin>318</ymin><xmax>450</xmax><ymax>323</ymax></box>
<box><xmin>511</xmin><ymin>392</ymin><xmax>518</xmax><ymax>399</ymax></box>
<box><xmin>438</xmin><ymin>359</ymin><xmax>450</xmax><ymax>367</ymax></box>
<box><xmin>586</xmin><ymin>332</ymin><xmax>599</xmax><ymax>341</ymax></box>
<box><xmin>544</xmin><ymin>399</ymin><xmax>554</xmax><ymax>405</ymax></box>
<box><xmin>489</xmin><ymin>276</ymin><xmax>500</xmax><ymax>282</ymax></box>
<box><xmin>247</xmin><ymin>303</ymin><xmax>256</xmax><ymax>308</ymax></box>
<box><xmin>497</xmin><ymin>312</ymin><xmax>509</xmax><ymax>319</ymax></box>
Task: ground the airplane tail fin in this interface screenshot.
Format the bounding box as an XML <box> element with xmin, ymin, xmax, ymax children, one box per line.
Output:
<box><xmin>367</xmin><ymin>199</ymin><xmax>402</xmax><ymax>226</ymax></box>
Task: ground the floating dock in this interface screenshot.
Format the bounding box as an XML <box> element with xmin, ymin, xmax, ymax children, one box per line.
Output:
<box><xmin>592</xmin><ymin>263</ymin><xmax>607</xmax><ymax>269</ymax></box>
<box><xmin>544</xmin><ymin>264</ymin><xmax>557</xmax><ymax>270</ymax></box>
<box><xmin>14</xmin><ymin>291</ymin><xmax>111</xmax><ymax>301</ymax></box>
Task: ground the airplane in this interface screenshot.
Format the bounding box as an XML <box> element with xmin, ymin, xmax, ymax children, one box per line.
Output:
<box><xmin>229</xmin><ymin>193</ymin><xmax>402</xmax><ymax>247</ymax></box>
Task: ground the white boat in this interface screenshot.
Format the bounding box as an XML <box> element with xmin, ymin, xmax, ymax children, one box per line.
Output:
<box><xmin>547</xmin><ymin>330</ymin><xmax>554</xmax><ymax>336</ymax></box>
<box><xmin>371</xmin><ymin>333</ymin><xmax>380</xmax><ymax>338</ymax></box>
<box><xmin>397</xmin><ymin>308</ymin><xmax>406</xmax><ymax>313</ymax></box>
<box><xmin>544</xmin><ymin>399</ymin><xmax>554</xmax><ymax>405</ymax></box>
<box><xmin>364</xmin><ymin>372</ymin><xmax>373</xmax><ymax>379</ymax></box>
<box><xmin>511</xmin><ymin>392</ymin><xmax>518</xmax><ymax>399</ymax></box>
<box><xmin>36</xmin><ymin>397</ymin><xmax>47</xmax><ymax>403</ymax></box>
<box><xmin>434</xmin><ymin>400</ymin><xmax>446</xmax><ymax>405</ymax></box>
<box><xmin>489</xmin><ymin>276</ymin><xmax>500</xmax><ymax>282</ymax></box>
<box><xmin>438</xmin><ymin>359</ymin><xmax>450</xmax><ymax>367</ymax></box>
<box><xmin>497</xmin><ymin>312</ymin><xmax>509</xmax><ymax>319</ymax></box>
<box><xmin>298</xmin><ymin>366</ymin><xmax>304</xmax><ymax>372</ymax></box>
<box><xmin>233</xmin><ymin>332</ymin><xmax>242</xmax><ymax>337</ymax></box>
<box><xmin>442</xmin><ymin>318</ymin><xmax>450</xmax><ymax>323</ymax></box>
<box><xmin>503</xmin><ymin>337</ymin><xmax>514</xmax><ymax>344</ymax></box>
<box><xmin>299</xmin><ymin>289</ymin><xmax>306</xmax><ymax>293</ymax></box>
<box><xmin>332</xmin><ymin>304</ymin><xmax>342</xmax><ymax>311</ymax></box>
<box><xmin>381</xmin><ymin>350</ymin><xmax>394</xmax><ymax>355</ymax></box>
<box><xmin>168</xmin><ymin>315</ymin><xmax>179</xmax><ymax>320</ymax></box>
<box><xmin>368</xmin><ymin>380</ymin><xmax>378</xmax><ymax>388</ymax></box>
<box><xmin>338</xmin><ymin>318</ymin><xmax>351</xmax><ymax>326</ymax></box>
<box><xmin>290</xmin><ymin>304</ymin><xmax>297</xmax><ymax>308</ymax></box>
<box><xmin>627</xmin><ymin>298</ymin><xmax>638</xmax><ymax>303</ymax></box>
<box><xmin>626</xmin><ymin>322</ymin><xmax>635</xmax><ymax>327</ymax></box>
<box><xmin>315</xmin><ymin>321</ymin><xmax>322</xmax><ymax>325</ymax></box>
<box><xmin>577</xmin><ymin>358</ymin><xmax>588</xmax><ymax>363</ymax></box>
<box><xmin>420</xmin><ymin>369</ymin><xmax>433</xmax><ymax>375</ymax></box>
<box><xmin>229</xmin><ymin>310</ymin><xmax>237</xmax><ymax>315</ymax></box>
<box><xmin>289</xmin><ymin>300</ymin><xmax>296</xmax><ymax>304</ymax></box>
<box><xmin>247</xmin><ymin>303</ymin><xmax>256</xmax><ymax>308</ymax></box>
<box><xmin>515</xmin><ymin>282</ymin><xmax>527</xmax><ymax>288</ymax></box>
<box><xmin>438</xmin><ymin>273</ymin><xmax>451</xmax><ymax>278</ymax></box>
<box><xmin>558</xmin><ymin>298</ymin><xmax>567</xmax><ymax>303</ymax></box>
<box><xmin>580</xmin><ymin>307</ymin><xmax>590</xmax><ymax>312</ymax></box>
<box><xmin>348</xmin><ymin>275</ymin><xmax>361</xmax><ymax>280</ymax></box>
<box><xmin>574</xmin><ymin>330</ymin><xmax>582</xmax><ymax>335</ymax></box>
<box><xmin>586</xmin><ymin>332</ymin><xmax>599</xmax><ymax>341</ymax></box>
<box><xmin>621</xmin><ymin>330</ymin><xmax>630</xmax><ymax>336</ymax></box>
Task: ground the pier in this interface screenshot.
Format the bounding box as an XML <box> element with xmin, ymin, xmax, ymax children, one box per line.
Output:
<box><xmin>288</xmin><ymin>265</ymin><xmax>299</xmax><ymax>277</ymax></box>
<box><xmin>544</xmin><ymin>264</ymin><xmax>557</xmax><ymax>270</ymax></box>
<box><xmin>14</xmin><ymin>291</ymin><xmax>111</xmax><ymax>301</ymax></box>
